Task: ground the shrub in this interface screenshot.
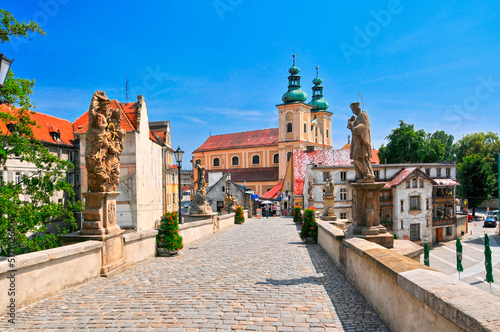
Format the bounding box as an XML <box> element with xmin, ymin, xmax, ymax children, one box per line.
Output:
<box><xmin>234</xmin><ymin>205</ymin><xmax>245</xmax><ymax>224</ymax></box>
<box><xmin>157</xmin><ymin>211</ymin><xmax>183</xmax><ymax>251</ymax></box>
<box><xmin>293</xmin><ymin>206</ymin><xmax>303</xmax><ymax>223</ymax></box>
<box><xmin>300</xmin><ymin>207</ymin><xmax>317</xmax><ymax>241</ymax></box>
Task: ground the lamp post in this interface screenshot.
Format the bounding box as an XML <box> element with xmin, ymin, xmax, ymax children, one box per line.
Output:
<box><xmin>243</xmin><ymin>181</ymin><xmax>247</xmax><ymax>210</ymax></box>
<box><xmin>0</xmin><ymin>53</ymin><xmax>13</xmax><ymax>103</ymax></box>
<box><xmin>174</xmin><ymin>146</ymin><xmax>184</xmax><ymax>224</ymax></box>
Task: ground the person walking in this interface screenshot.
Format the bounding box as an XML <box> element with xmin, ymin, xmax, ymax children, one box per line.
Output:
<box><xmin>272</xmin><ymin>204</ymin><xmax>277</xmax><ymax>216</ymax></box>
<box><xmin>265</xmin><ymin>204</ymin><xmax>270</xmax><ymax>218</ymax></box>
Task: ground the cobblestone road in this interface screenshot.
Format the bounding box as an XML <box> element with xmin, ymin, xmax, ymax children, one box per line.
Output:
<box><xmin>3</xmin><ymin>217</ymin><xmax>388</xmax><ymax>331</ymax></box>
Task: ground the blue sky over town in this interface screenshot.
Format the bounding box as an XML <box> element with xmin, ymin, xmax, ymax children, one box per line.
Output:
<box><xmin>3</xmin><ymin>0</ymin><xmax>500</xmax><ymax>167</ymax></box>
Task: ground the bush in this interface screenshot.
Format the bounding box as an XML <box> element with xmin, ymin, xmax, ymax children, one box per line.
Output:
<box><xmin>300</xmin><ymin>207</ymin><xmax>317</xmax><ymax>241</ymax></box>
<box><xmin>157</xmin><ymin>211</ymin><xmax>183</xmax><ymax>251</ymax></box>
<box><xmin>234</xmin><ymin>205</ymin><xmax>245</xmax><ymax>224</ymax></box>
<box><xmin>293</xmin><ymin>206</ymin><xmax>303</xmax><ymax>223</ymax></box>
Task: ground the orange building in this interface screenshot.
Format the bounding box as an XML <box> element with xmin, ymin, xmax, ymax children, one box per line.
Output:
<box><xmin>192</xmin><ymin>56</ymin><xmax>333</xmax><ymax>195</ymax></box>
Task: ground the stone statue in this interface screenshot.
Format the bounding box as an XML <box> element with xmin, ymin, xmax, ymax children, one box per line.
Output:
<box><xmin>190</xmin><ymin>159</ymin><xmax>212</xmax><ymax>214</ymax></box>
<box><xmin>85</xmin><ymin>91</ymin><xmax>126</xmax><ymax>192</ymax></box>
<box><xmin>307</xmin><ymin>180</ymin><xmax>314</xmax><ymax>200</ymax></box>
<box><xmin>347</xmin><ymin>102</ymin><xmax>374</xmax><ymax>182</ymax></box>
<box><xmin>325</xmin><ymin>179</ymin><xmax>335</xmax><ymax>196</ymax></box>
<box><xmin>195</xmin><ymin>159</ymin><xmax>206</xmax><ymax>191</ymax></box>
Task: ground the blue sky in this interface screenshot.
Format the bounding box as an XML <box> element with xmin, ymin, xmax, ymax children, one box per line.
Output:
<box><xmin>3</xmin><ymin>0</ymin><xmax>500</xmax><ymax>168</ymax></box>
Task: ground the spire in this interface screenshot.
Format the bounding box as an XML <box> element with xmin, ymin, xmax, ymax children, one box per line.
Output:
<box><xmin>281</xmin><ymin>54</ymin><xmax>307</xmax><ymax>104</ymax></box>
<box><xmin>309</xmin><ymin>65</ymin><xmax>329</xmax><ymax>112</ymax></box>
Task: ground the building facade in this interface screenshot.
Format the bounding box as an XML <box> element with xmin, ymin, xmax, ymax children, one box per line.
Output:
<box><xmin>192</xmin><ymin>56</ymin><xmax>333</xmax><ymax>196</ymax></box>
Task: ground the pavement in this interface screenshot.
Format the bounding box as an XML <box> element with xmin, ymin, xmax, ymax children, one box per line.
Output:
<box><xmin>421</xmin><ymin>215</ymin><xmax>500</xmax><ymax>296</ymax></box>
<box><xmin>2</xmin><ymin>216</ymin><xmax>388</xmax><ymax>331</ymax></box>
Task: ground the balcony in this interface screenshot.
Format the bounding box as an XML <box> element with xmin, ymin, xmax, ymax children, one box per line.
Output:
<box><xmin>432</xmin><ymin>217</ymin><xmax>456</xmax><ymax>227</ymax></box>
<box><xmin>433</xmin><ymin>196</ymin><xmax>454</xmax><ymax>204</ymax></box>
<box><xmin>380</xmin><ymin>197</ymin><xmax>393</xmax><ymax>208</ymax></box>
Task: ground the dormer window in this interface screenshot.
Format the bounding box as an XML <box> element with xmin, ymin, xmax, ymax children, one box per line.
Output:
<box><xmin>50</xmin><ymin>131</ymin><xmax>62</xmax><ymax>142</ymax></box>
<box><xmin>6</xmin><ymin>123</ymin><xmax>16</xmax><ymax>133</ymax></box>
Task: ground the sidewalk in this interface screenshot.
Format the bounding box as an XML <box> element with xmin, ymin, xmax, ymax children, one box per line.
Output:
<box><xmin>1</xmin><ymin>217</ymin><xmax>388</xmax><ymax>331</ymax></box>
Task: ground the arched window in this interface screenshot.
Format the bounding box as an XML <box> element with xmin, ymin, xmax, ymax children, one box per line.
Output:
<box><xmin>287</xmin><ymin>151</ymin><xmax>292</xmax><ymax>161</ymax></box>
<box><xmin>326</xmin><ymin>129</ymin><xmax>329</xmax><ymax>138</ymax></box>
<box><xmin>286</xmin><ymin>123</ymin><xmax>293</xmax><ymax>133</ymax></box>
<box><xmin>213</xmin><ymin>157</ymin><xmax>220</xmax><ymax>167</ymax></box>
<box><xmin>252</xmin><ymin>155</ymin><xmax>260</xmax><ymax>165</ymax></box>
<box><xmin>232</xmin><ymin>156</ymin><xmax>239</xmax><ymax>166</ymax></box>
<box><xmin>273</xmin><ymin>153</ymin><xmax>279</xmax><ymax>164</ymax></box>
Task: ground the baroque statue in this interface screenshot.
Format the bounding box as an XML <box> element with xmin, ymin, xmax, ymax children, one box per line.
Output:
<box><xmin>325</xmin><ymin>179</ymin><xmax>335</xmax><ymax>196</ymax></box>
<box><xmin>347</xmin><ymin>102</ymin><xmax>374</xmax><ymax>182</ymax></box>
<box><xmin>190</xmin><ymin>160</ymin><xmax>213</xmax><ymax>214</ymax></box>
<box><xmin>85</xmin><ymin>91</ymin><xmax>126</xmax><ymax>192</ymax></box>
<box><xmin>307</xmin><ymin>180</ymin><xmax>314</xmax><ymax>201</ymax></box>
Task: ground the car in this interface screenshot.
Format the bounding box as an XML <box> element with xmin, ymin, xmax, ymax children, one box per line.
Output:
<box><xmin>484</xmin><ymin>217</ymin><xmax>497</xmax><ymax>227</ymax></box>
<box><xmin>486</xmin><ymin>210</ymin><xmax>499</xmax><ymax>219</ymax></box>
<box><xmin>467</xmin><ymin>214</ymin><xmax>473</xmax><ymax>222</ymax></box>
<box><xmin>183</xmin><ymin>203</ymin><xmax>189</xmax><ymax>208</ymax></box>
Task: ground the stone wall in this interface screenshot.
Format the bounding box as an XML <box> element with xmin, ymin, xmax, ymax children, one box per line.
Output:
<box><xmin>317</xmin><ymin>220</ymin><xmax>500</xmax><ymax>331</ymax></box>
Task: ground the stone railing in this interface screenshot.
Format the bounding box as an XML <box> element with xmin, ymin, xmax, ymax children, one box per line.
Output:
<box><xmin>317</xmin><ymin>220</ymin><xmax>500</xmax><ymax>332</ymax></box>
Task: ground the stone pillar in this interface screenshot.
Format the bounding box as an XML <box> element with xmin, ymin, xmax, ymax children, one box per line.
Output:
<box><xmin>348</xmin><ymin>182</ymin><xmax>394</xmax><ymax>248</ymax></box>
<box><xmin>322</xmin><ymin>194</ymin><xmax>337</xmax><ymax>221</ymax></box>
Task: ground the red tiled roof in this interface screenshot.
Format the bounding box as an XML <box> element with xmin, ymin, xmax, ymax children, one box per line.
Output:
<box><xmin>292</xmin><ymin>148</ymin><xmax>380</xmax><ymax>196</ymax></box>
<box><xmin>206</xmin><ymin>167</ymin><xmax>279</xmax><ymax>183</ymax></box>
<box><xmin>0</xmin><ymin>104</ymin><xmax>76</xmax><ymax>146</ymax></box>
<box><xmin>434</xmin><ymin>178</ymin><xmax>460</xmax><ymax>186</ymax></box>
<box><xmin>73</xmin><ymin>100</ymin><xmax>160</xmax><ymax>144</ymax></box>
<box><xmin>193</xmin><ymin>128</ymin><xmax>279</xmax><ymax>153</ymax></box>
<box><xmin>261</xmin><ymin>180</ymin><xmax>283</xmax><ymax>199</ymax></box>
<box><xmin>384</xmin><ymin>167</ymin><xmax>440</xmax><ymax>188</ymax></box>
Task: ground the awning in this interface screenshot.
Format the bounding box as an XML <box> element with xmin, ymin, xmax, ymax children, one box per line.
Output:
<box><xmin>260</xmin><ymin>180</ymin><xmax>283</xmax><ymax>200</ymax></box>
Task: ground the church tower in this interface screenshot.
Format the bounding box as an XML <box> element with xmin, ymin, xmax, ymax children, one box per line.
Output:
<box><xmin>277</xmin><ymin>56</ymin><xmax>332</xmax><ymax>179</ymax></box>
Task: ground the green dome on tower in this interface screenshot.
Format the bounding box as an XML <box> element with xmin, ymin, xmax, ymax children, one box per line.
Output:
<box><xmin>309</xmin><ymin>66</ymin><xmax>329</xmax><ymax>112</ymax></box>
<box><xmin>282</xmin><ymin>54</ymin><xmax>308</xmax><ymax>104</ymax></box>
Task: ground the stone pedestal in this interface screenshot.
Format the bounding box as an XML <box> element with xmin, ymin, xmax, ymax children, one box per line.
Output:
<box><xmin>348</xmin><ymin>182</ymin><xmax>394</xmax><ymax>248</ymax></box>
<box><xmin>184</xmin><ymin>212</ymin><xmax>218</xmax><ymax>223</ymax></box>
<box><xmin>322</xmin><ymin>194</ymin><xmax>337</xmax><ymax>221</ymax></box>
<box><xmin>307</xmin><ymin>199</ymin><xmax>315</xmax><ymax>208</ymax></box>
<box><xmin>62</xmin><ymin>191</ymin><xmax>128</xmax><ymax>277</ymax></box>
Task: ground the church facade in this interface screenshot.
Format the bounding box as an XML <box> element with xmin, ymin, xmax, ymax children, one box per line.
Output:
<box><xmin>192</xmin><ymin>55</ymin><xmax>333</xmax><ymax>195</ymax></box>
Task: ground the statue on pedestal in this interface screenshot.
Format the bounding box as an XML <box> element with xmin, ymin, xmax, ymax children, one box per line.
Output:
<box><xmin>307</xmin><ymin>180</ymin><xmax>314</xmax><ymax>201</ymax></box>
<box><xmin>190</xmin><ymin>160</ymin><xmax>212</xmax><ymax>215</ymax></box>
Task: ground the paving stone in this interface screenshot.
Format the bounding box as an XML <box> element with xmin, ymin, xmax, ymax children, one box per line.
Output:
<box><xmin>0</xmin><ymin>217</ymin><xmax>388</xmax><ymax>331</ymax></box>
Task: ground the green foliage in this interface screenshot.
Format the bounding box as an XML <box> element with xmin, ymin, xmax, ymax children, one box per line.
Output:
<box><xmin>457</xmin><ymin>154</ymin><xmax>495</xmax><ymax>212</ymax></box>
<box><xmin>234</xmin><ymin>205</ymin><xmax>245</xmax><ymax>223</ymax></box>
<box><xmin>378</xmin><ymin>121</ymin><xmax>455</xmax><ymax>164</ymax></box>
<box><xmin>157</xmin><ymin>212</ymin><xmax>183</xmax><ymax>251</ymax></box>
<box><xmin>300</xmin><ymin>207</ymin><xmax>317</xmax><ymax>241</ymax></box>
<box><xmin>293</xmin><ymin>206</ymin><xmax>302</xmax><ymax>223</ymax></box>
<box><xmin>0</xmin><ymin>11</ymin><xmax>81</xmax><ymax>256</ymax></box>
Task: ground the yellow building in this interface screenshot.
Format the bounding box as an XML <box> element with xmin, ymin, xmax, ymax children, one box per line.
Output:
<box><xmin>192</xmin><ymin>55</ymin><xmax>333</xmax><ymax>195</ymax></box>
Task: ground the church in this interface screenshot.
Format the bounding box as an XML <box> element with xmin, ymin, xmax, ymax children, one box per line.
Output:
<box><xmin>192</xmin><ymin>55</ymin><xmax>333</xmax><ymax>195</ymax></box>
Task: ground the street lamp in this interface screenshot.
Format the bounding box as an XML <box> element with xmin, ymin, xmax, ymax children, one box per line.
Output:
<box><xmin>0</xmin><ymin>53</ymin><xmax>13</xmax><ymax>87</ymax></box>
<box><xmin>243</xmin><ymin>181</ymin><xmax>247</xmax><ymax>209</ymax></box>
<box><xmin>174</xmin><ymin>146</ymin><xmax>184</xmax><ymax>224</ymax></box>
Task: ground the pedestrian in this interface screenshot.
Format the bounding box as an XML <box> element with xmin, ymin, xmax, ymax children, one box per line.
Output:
<box><xmin>272</xmin><ymin>204</ymin><xmax>277</xmax><ymax>216</ymax></box>
<box><xmin>265</xmin><ymin>204</ymin><xmax>270</xmax><ymax>218</ymax></box>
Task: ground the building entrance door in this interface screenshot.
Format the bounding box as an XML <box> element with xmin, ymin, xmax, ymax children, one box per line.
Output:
<box><xmin>436</xmin><ymin>227</ymin><xmax>443</xmax><ymax>242</ymax></box>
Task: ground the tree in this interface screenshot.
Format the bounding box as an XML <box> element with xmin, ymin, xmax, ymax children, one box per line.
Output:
<box><xmin>457</xmin><ymin>154</ymin><xmax>495</xmax><ymax>216</ymax></box>
<box><xmin>430</xmin><ymin>130</ymin><xmax>457</xmax><ymax>162</ymax></box>
<box><xmin>378</xmin><ymin>121</ymin><xmax>449</xmax><ymax>164</ymax></box>
<box><xmin>0</xmin><ymin>10</ymin><xmax>79</xmax><ymax>256</ymax></box>
<box><xmin>456</xmin><ymin>132</ymin><xmax>500</xmax><ymax>198</ymax></box>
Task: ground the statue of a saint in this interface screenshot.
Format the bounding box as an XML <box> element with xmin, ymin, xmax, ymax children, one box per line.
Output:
<box><xmin>195</xmin><ymin>160</ymin><xmax>206</xmax><ymax>192</ymax></box>
<box><xmin>307</xmin><ymin>180</ymin><xmax>314</xmax><ymax>200</ymax></box>
<box><xmin>347</xmin><ymin>102</ymin><xmax>374</xmax><ymax>182</ymax></box>
<box><xmin>86</xmin><ymin>91</ymin><xmax>126</xmax><ymax>192</ymax></box>
<box><xmin>325</xmin><ymin>179</ymin><xmax>335</xmax><ymax>196</ymax></box>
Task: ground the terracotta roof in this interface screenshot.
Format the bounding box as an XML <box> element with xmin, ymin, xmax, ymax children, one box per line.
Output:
<box><xmin>193</xmin><ymin>128</ymin><xmax>279</xmax><ymax>153</ymax></box>
<box><xmin>205</xmin><ymin>167</ymin><xmax>279</xmax><ymax>183</ymax></box>
<box><xmin>434</xmin><ymin>178</ymin><xmax>460</xmax><ymax>186</ymax></box>
<box><xmin>73</xmin><ymin>100</ymin><xmax>160</xmax><ymax>144</ymax></box>
<box><xmin>292</xmin><ymin>148</ymin><xmax>380</xmax><ymax>196</ymax></box>
<box><xmin>0</xmin><ymin>104</ymin><xmax>76</xmax><ymax>147</ymax></box>
<box><xmin>261</xmin><ymin>180</ymin><xmax>283</xmax><ymax>199</ymax></box>
<box><xmin>384</xmin><ymin>167</ymin><xmax>439</xmax><ymax>188</ymax></box>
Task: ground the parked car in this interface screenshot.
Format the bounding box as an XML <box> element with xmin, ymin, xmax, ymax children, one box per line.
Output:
<box><xmin>484</xmin><ymin>217</ymin><xmax>497</xmax><ymax>227</ymax></box>
<box><xmin>467</xmin><ymin>214</ymin><xmax>473</xmax><ymax>222</ymax></box>
<box><xmin>184</xmin><ymin>203</ymin><xmax>189</xmax><ymax>208</ymax></box>
<box><xmin>486</xmin><ymin>210</ymin><xmax>499</xmax><ymax>219</ymax></box>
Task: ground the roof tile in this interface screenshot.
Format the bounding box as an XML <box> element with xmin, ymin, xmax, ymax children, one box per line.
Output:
<box><xmin>194</xmin><ymin>128</ymin><xmax>279</xmax><ymax>152</ymax></box>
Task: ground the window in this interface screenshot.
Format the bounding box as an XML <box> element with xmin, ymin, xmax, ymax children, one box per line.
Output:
<box><xmin>67</xmin><ymin>173</ymin><xmax>75</xmax><ymax>185</ymax></box>
<box><xmin>410</xmin><ymin>223</ymin><xmax>421</xmax><ymax>241</ymax></box>
<box><xmin>400</xmin><ymin>220</ymin><xmax>404</xmax><ymax>230</ymax></box>
<box><xmin>323</xmin><ymin>172</ymin><xmax>330</xmax><ymax>182</ymax></box>
<box><xmin>213</xmin><ymin>158</ymin><xmax>220</xmax><ymax>167</ymax></box>
<box><xmin>340</xmin><ymin>188</ymin><xmax>347</xmax><ymax>201</ymax></box>
<box><xmin>315</xmin><ymin>127</ymin><xmax>318</xmax><ymax>136</ymax></box>
<box><xmin>286</xmin><ymin>123</ymin><xmax>293</xmax><ymax>133</ymax></box>
<box><xmin>340</xmin><ymin>171</ymin><xmax>347</xmax><ymax>181</ymax></box>
<box><xmin>304</xmin><ymin>123</ymin><xmax>307</xmax><ymax>133</ymax></box>
<box><xmin>231</xmin><ymin>156</ymin><xmax>239</xmax><ymax>166</ymax></box>
<box><xmin>412</xmin><ymin>178</ymin><xmax>417</xmax><ymax>188</ymax></box>
<box><xmin>406</xmin><ymin>181</ymin><xmax>410</xmax><ymax>188</ymax></box>
<box><xmin>287</xmin><ymin>151</ymin><xmax>292</xmax><ymax>161</ymax></box>
<box><xmin>273</xmin><ymin>154</ymin><xmax>279</xmax><ymax>164</ymax></box>
<box><xmin>446</xmin><ymin>226</ymin><xmax>452</xmax><ymax>236</ymax></box>
<box><xmin>410</xmin><ymin>195</ymin><xmax>421</xmax><ymax>211</ymax></box>
<box><xmin>252</xmin><ymin>155</ymin><xmax>260</xmax><ymax>165</ymax></box>
<box><xmin>326</xmin><ymin>129</ymin><xmax>329</xmax><ymax>138</ymax></box>
<box><xmin>340</xmin><ymin>212</ymin><xmax>347</xmax><ymax>219</ymax></box>
<box><xmin>222</xmin><ymin>186</ymin><xmax>225</xmax><ymax>192</ymax></box>
<box><xmin>68</xmin><ymin>151</ymin><xmax>75</xmax><ymax>163</ymax></box>
<box><xmin>425</xmin><ymin>168</ymin><xmax>430</xmax><ymax>176</ymax></box>
<box><xmin>419</xmin><ymin>180</ymin><xmax>424</xmax><ymax>188</ymax></box>
<box><xmin>15</xmin><ymin>172</ymin><xmax>22</xmax><ymax>185</ymax></box>
<box><xmin>426</xmin><ymin>198</ymin><xmax>429</xmax><ymax>210</ymax></box>
<box><xmin>436</xmin><ymin>168</ymin><xmax>442</xmax><ymax>177</ymax></box>
<box><xmin>374</xmin><ymin>170</ymin><xmax>379</xmax><ymax>180</ymax></box>
<box><xmin>446</xmin><ymin>168</ymin><xmax>451</xmax><ymax>178</ymax></box>
<box><xmin>400</xmin><ymin>200</ymin><xmax>404</xmax><ymax>212</ymax></box>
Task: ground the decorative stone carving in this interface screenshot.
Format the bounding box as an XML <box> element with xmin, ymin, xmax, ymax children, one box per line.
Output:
<box><xmin>85</xmin><ymin>91</ymin><xmax>126</xmax><ymax>192</ymax></box>
<box><xmin>195</xmin><ymin>159</ymin><xmax>206</xmax><ymax>191</ymax></box>
<box><xmin>347</xmin><ymin>102</ymin><xmax>374</xmax><ymax>183</ymax></box>
<box><xmin>322</xmin><ymin>179</ymin><xmax>337</xmax><ymax>221</ymax></box>
<box><xmin>191</xmin><ymin>190</ymin><xmax>213</xmax><ymax>215</ymax></box>
<box><xmin>325</xmin><ymin>179</ymin><xmax>335</xmax><ymax>196</ymax></box>
<box><xmin>307</xmin><ymin>180</ymin><xmax>314</xmax><ymax>201</ymax></box>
